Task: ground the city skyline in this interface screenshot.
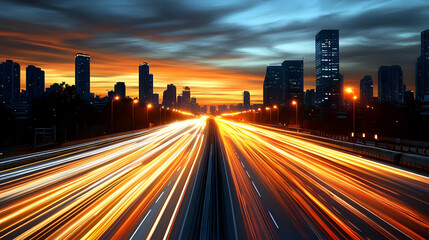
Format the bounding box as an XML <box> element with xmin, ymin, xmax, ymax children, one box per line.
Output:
<box><xmin>1</xmin><ymin>0</ymin><xmax>429</xmax><ymax>105</ymax></box>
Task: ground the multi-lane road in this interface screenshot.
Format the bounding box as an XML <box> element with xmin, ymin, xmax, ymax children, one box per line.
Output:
<box><xmin>0</xmin><ymin>117</ymin><xmax>428</xmax><ymax>239</ymax></box>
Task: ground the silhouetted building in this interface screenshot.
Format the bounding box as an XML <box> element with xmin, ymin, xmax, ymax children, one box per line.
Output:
<box><xmin>404</xmin><ymin>90</ymin><xmax>415</xmax><ymax>105</ymax></box>
<box><xmin>243</xmin><ymin>91</ymin><xmax>250</xmax><ymax>109</ymax></box>
<box><xmin>304</xmin><ymin>89</ymin><xmax>316</xmax><ymax>110</ymax></box>
<box><xmin>26</xmin><ymin>65</ymin><xmax>45</xmax><ymax>102</ymax></box>
<box><xmin>181</xmin><ymin>86</ymin><xmax>191</xmax><ymax>109</ymax></box>
<box><xmin>360</xmin><ymin>75</ymin><xmax>373</xmax><ymax>106</ymax></box>
<box><xmin>201</xmin><ymin>105</ymin><xmax>208</xmax><ymax>114</ymax></box>
<box><xmin>114</xmin><ymin>82</ymin><xmax>126</xmax><ymax>98</ymax></box>
<box><xmin>263</xmin><ymin>64</ymin><xmax>285</xmax><ymax>106</ymax></box>
<box><xmin>46</xmin><ymin>83</ymin><xmax>60</xmax><ymax>95</ymax></box>
<box><xmin>75</xmin><ymin>53</ymin><xmax>90</xmax><ymax>100</ymax></box>
<box><xmin>107</xmin><ymin>90</ymin><xmax>115</xmax><ymax>100</ymax></box>
<box><xmin>378</xmin><ymin>65</ymin><xmax>404</xmax><ymax>104</ymax></box>
<box><xmin>162</xmin><ymin>84</ymin><xmax>176</xmax><ymax>108</ymax></box>
<box><xmin>315</xmin><ymin>30</ymin><xmax>341</xmax><ymax>109</ymax></box>
<box><xmin>218</xmin><ymin>104</ymin><xmax>227</xmax><ymax>112</ymax></box>
<box><xmin>152</xmin><ymin>93</ymin><xmax>159</xmax><ymax>106</ymax></box>
<box><xmin>177</xmin><ymin>95</ymin><xmax>183</xmax><ymax>108</ymax></box>
<box><xmin>0</xmin><ymin>60</ymin><xmax>20</xmax><ymax>104</ymax></box>
<box><xmin>283</xmin><ymin>60</ymin><xmax>304</xmax><ymax>103</ymax></box>
<box><xmin>210</xmin><ymin>106</ymin><xmax>216</xmax><ymax>114</ymax></box>
<box><xmin>139</xmin><ymin>62</ymin><xmax>153</xmax><ymax>105</ymax></box>
<box><xmin>416</xmin><ymin>29</ymin><xmax>429</xmax><ymax>101</ymax></box>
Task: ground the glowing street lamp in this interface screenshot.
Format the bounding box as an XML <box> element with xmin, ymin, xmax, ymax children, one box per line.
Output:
<box><xmin>147</xmin><ymin>103</ymin><xmax>152</xmax><ymax>127</ymax></box>
<box><xmin>266</xmin><ymin>107</ymin><xmax>272</xmax><ymax>124</ymax></box>
<box><xmin>292</xmin><ymin>100</ymin><xmax>298</xmax><ymax>128</ymax></box>
<box><xmin>132</xmin><ymin>99</ymin><xmax>138</xmax><ymax>130</ymax></box>
<box><xmin>345</xmin><ymin>88</ymin><xmax>357</xmax><ymax>141</ymax></box>
<box><xmin>273</xmin><ymin>105</ymin><xmax>279</xmax><ymax>124</ymax></box>
<box><xmin>111</xmin><ymin>96</ymin><xmax>120</xmax><ymax>132</ymax></box>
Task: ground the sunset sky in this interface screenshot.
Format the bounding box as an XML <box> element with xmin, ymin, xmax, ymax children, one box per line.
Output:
<box><xmin>1</xmin><ymin>0</ymin><xmax>428</xmax><ymax>105</ymax></box>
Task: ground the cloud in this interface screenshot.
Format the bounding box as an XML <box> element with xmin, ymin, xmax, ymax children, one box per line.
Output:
<box><xmin>0</xmin><ymin>0</ymin><xmax>428</xmax><ymax>104</ymax></box>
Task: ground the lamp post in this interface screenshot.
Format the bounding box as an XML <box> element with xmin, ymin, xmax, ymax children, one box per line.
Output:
<box><xmin>132</xmin><ymin>99</ymin><xmax>138</xmax><ymax>130</ymax></box>
<box><xmin>345</xmin><ymin>88</ymin><xmax>357</xmax><ymax>142</ymax></box>
<box><xmin>160</xmin><ymin>106</ymin><xmax>164</xmax><ymax>125</ymax></box>
<box><xmin>273</xmin><ymin>105</ymin><xmax>278</xmax><ymax>124</ymax></box>
<box><xmin>252</xmin><ymin>109</ymin><xmax>256</xmax><ymax>122</ymax></box>
<box><xmin>147</xmin><ymin>103</ymin><xmax>152</xmax><ymax>127</ymax></box>
<box><xmin>292</xmin><ymin>100</ymin><xmax>298</xmax><ymax>128</ymax></box>
<box><xmin>257</xmin><ymin>108</ymin><xmax>262</xmax><ymax>121</ymax></box>
<box><xmin>111</xmin><ymin>96</ymin><xmax>119</xmax><ymax>132</ymax></box>
<box><xmin>265</xmin><ymin>107</ymin><xmax>271</xmax><ymax>124</ymax></box>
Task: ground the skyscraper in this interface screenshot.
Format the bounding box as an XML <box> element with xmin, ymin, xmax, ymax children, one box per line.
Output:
<box><xmin>315</xmin><ymin>30</ymin><xmax>341</xmax><ymax>109</ymax></box>
<box><xmin>162</xmin><ymin>84</ymin><xmax>176</xmax><ymax>108</ymax></box>
<box><xmin>243</xmin><ymin>91</ymin><xmax>250</xmax><ymax>109</ymax></box>
<box><xmin>181</xmin><ymin>86</ymin><xmax>191</xmax><ymax>109</ymax></box>
<box><xmin>416</xmin><ymin>29</ymin><xmax>429</xmax><ymax>101</ymax></box>
<box><xmin>0</xmin><ymin>60</ymin><xmax>20</xmax><ymax>104</ymax></box>
<box><xmin>304</xmin><ymin>89</ymin><xmax>316</xmax><ymax>110</ymax></box>
<box><xmin>360</xmin><ymin>75</ymin><xmax>373</xmax><ymax>106</ymax></box>
<box><xmin>114</xmin><ymin>82</ymin><xmax>126</xmax><ymax>98</ymax></box>
<box><xmin>152</xmin><ymin>93</ymin><xmax>159</xmax><ymax>106</ymax></box>
<box><xmin>263</xmin><ymin>64</ymin><xmax>285</xmax><ymax>106</ymax></box>
<box><xmin>378</xmin><ymin>65</ymin><xmax>404</xmax><ymax>104</ymax></box>
<box><xmin>283</xmin><ymin>60</ymin><xmax>304</xmax><ymax>103</ymax></box>
<box><xmin>139</xmin><ymin>62</ymin><xmax>153</xmax><ymax>105</ymax></box>
<box><xmin>26</xmin><ymin>65</ymin><xmax>45</xmax><ymax>102</ymax></box>
<box><xmin>75</xmin><ymin>53</ymin><xmax>90</xmax><ymax>100</ymax></box>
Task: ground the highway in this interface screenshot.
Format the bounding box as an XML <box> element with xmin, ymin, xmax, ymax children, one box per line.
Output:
<box><xmin>215</xmin><ymin>118</ymin><xmax>429</xmax><ymax>239</ymax></box>
<box><xmin>0</xmin><ymin>117</ymin><xmax>428</xmax><ymax>239</ymax></box>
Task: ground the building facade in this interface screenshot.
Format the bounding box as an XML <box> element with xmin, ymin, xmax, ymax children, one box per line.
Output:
<box><xmin>378</xmin><ymin>65</ymin><xmax>404</xmax><ymax>104</ymax></box>
<box><xmin>75</xmin><ymin>53</ymin><xmax>90</xmax><ymax>100</ymax></box>
<box><xmin>359</xmin><ymin>75</ymin><xmax>373</xmax><ymax>106</ymax></box>
<box><xmin>283</xmin><ymin>60</ymin><xmax>304</xmax><ymax>104</ymax></box>
<box><xmin>0</xmin><ymin>60</ymin><xmax>20</xmax><ymax>104</ymax></box>
<box><xmin>114</xmin><ymin>82</ymin><xmax>126</xmax><ymax>99</ymax></box>
<box><xmin>315</xmin><ymin>30</ymin><xmax>341</xmax><ymax>109</ymax></box>
<box><xmin>139</xmin><ymin>62</ymin><xmax>153</xmax><ymax>105</ymax></box>
<box><xmin>263</xmin><ymin>64</ymin><xmax>285</xmax><ymax>106</ymax></box>
<box><xmin>416</xmin><ymin>29</ymin><xmax>429</xmax><ymax>101</ymax></box>
<box><xmin>243</xmin><ymin>91</ymin><xmax>250</xmax><ymax>109</ymax></box>
<box><xmin>162</xmin><ymin>84</ymin><xmax>176</xmax><ymax>108</ymax></box>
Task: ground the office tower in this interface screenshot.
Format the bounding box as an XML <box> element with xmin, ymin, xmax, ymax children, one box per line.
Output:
<box><xmin>315</xmin><ymin>30</ymin><xmax>341</xmax><ymax>109</ymax></box>
<box><xmin>263</xmin><ymin>64</ymin><xmax>285</xmax><ymax>106</ymax></box>
<box><xmin>416</xmin><ymin>29</ymin><xmax>429</xmax><ymax>101</ymax></box>
<box><xmin>75</xmin><ymin>53</ymin><xmax>90</xmax><ymax>100</ymax></box>
<box><xmin>162</xmin><ymin>84</ymin><xmax>176</xmax><ymax>108</ymax></box>
<box><xmin>218</xmin><ymin>104</ymin><xmax>228</xmax><ymax>112</ymax></box>
<box><xmin>152</xmin><ymin>93</ymin><xmax>159</xmax><ymax>106</ymax></box>
<box><xmin>283</xmin><ymin>60</ymin><xmax>304</xmax><ymax>103</ymax></box>
<box><xmin>114</xmin><ymin>82</ymin><xmax>126</xmax><ymax>98</ymax></box>
<box><xmin>139</xmin><ymin>62</ymin><xmax>153</xmax><ymax>105</ymax></box>
<box><xmin>201</xmin><ymin>105</ymin><xmax>208</xmax><ymax>114</ymax></box>
<box><xmin>378</xmin><ymin>65</ymin><xmax>404</xmax><ymax>104</ymax></box>
<box><xmin>304</xmin><ymin>89</ymin><xmax>316</xmax><ymax>110</ymax></box>
<box><xmin>0</xmin><ymin>60</ymin><xmax>20</xmax><ymax>104</ymax></box>
<box><xmin>243</xmin><ymin>91</ymin><xmax>250</xmax><ymax>109</ymax></box>
<box><xmin>26</xmin><ymin>65</ymin><xmax>45</xmax><ymax>102</ymax></box>
<box><xmin>210</xmin><ymin>106</ymin><xmax>216</xmax><ymax>114</ymax></box>
<box><xmin>177</xmin><ymin>95</ymin><xmax>183</xmax><ymax>108</ymax></box>
<box><xmin>360</xmin><ymin>75</ymin><xmax>373</xmax><ymax>106</ymax></box>
<box><xmin>182</xmin><ymin>86</ymin><xmax>191</xmax><ymax>103</ymax></box>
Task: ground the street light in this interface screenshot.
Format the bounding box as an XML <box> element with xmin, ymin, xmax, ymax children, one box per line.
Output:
<box><xmin>160</xmin><ymin>106</ymin><xmax>164</xmax><ymax>125</ymax></box>
<box><xmin>273</xmin><ymin>105</ymin><xmax>279</xmax><ymax>124</ymax></box>
<box><xmin>265</xmin><ymin>107</ymin><xmax>271</xmax><ymax>124</ymax></box>
<box><xmin>147</xmin><ymin>103</ymin><xmax>152</xmax><ymax>127</ymax></box>
<box><xmin>111</xmin><ymin>96</ymin><xmax>120</xmax><ymax>132</ymax></box>
<box><xmin>292</xmin><ymin>100</ymin><xmax>298</xmax><ymax>128</ymax></box>
<box><xmin>345</xmin><ymin>88</ymin><xmax>357</xmax><ymax>141</ymax></box>
<box><xmin>132</xmin><ymin>99</ymin><xmax>138</xmax><ymax>130</ymax></box>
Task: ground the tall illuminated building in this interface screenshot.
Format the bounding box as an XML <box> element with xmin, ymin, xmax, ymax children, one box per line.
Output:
<box><xmin>283</xmin><ymin>60</ymin><xmax>304</xmax><ymax>103</ymax></box>
<box><xmin>263</xmin><ymin>64</ymin><xmax>285</xmax><ymax>106</ymax></box>
<box><xmin>416</xmin><ymin>29</ymin><xmax>429</xmax><ymax>101</ymax></box>
<box><xmin>114</xmin><ymin>82</ymin><xmax>126</xmax><ymax>98</ymax></box>
<box><xmin>139</xmin><ymin>62</ymin><xmax>153</xmax><ymax>105</ymax></box>
<box><xmin>75</xmin><ymin>53</ymin><xmax>90</xmax><ymax>100</ymax></box>
<box><xmin>378</xmin><ymin>65</ymin><xmax>404</xmax><ymax>104</ymax></box>
<box><xmin>0</xmin><ymin>60</ymin><xmax>20</xmax><ymax>104</ymax></box>
<box><xmin>162</xmin><ymin>84</ymin><xmax>176</xmax><ymax>108</ymax></box>
<box><xmin>315</xmin><ymin>30</ymin><xmax>341</xmax><ymax>109</ymax></box>
<box><xmin>243</xmin><ymin>91</ymin><xmax>250</xmax><ymax>109</ymax></box>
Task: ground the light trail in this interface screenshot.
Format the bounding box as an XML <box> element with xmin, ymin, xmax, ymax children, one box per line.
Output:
<box><xmin>215</xmin><ymin>118</ymin><xmax>429</xmax><ymax>239</ymax></box>
<box><xmin>0</xmin><ymin>117</ymin><xmax>208</xmax><ymax>239</ymax></box>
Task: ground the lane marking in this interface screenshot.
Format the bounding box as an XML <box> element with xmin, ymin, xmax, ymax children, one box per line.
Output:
<box><xmin>155</xmin><ymin>191</ymin><xmax>164</xmax><ymax>203</ymax></box>
<box><xmin>130</xmin><ymin>209</ymin><xmax>152</xmax><ymax>240</ymax></box>
<box><xmin>245</xmin><ymin>170</ymin><xmax>251</xmax><ymax>179</ymax></box>
<box><xmin>177</xmin><ymin>166</ymin><xmax>181</xmax><ymax>172</ymax></box>
<box><xmin>251</xmin><ymin>181</ymin><xmax>261</xmax><ymax>197</ymax></box>
<box><xmin>241</xmin><ymin>161</ymin><xmax>245</xmax><ymax>168</ymax></box>
<box><xmin>268</xmin><ymin>210</ymin><xmax>279</xmax><ymax>229</ymax></box>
